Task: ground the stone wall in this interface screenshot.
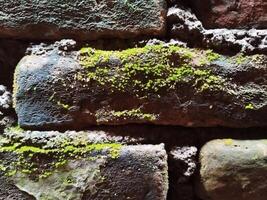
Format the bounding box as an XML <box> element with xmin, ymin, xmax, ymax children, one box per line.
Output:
<box><xmin>0</xmin><ymin>1</ymin><xmax>266</xmax><ymax>200</ymax></box>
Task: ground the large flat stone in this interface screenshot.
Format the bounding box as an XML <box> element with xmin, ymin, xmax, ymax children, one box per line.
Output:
<box><xmin>14</xmin><ymin>40</ymin><xmax>267</xmax><ymax>129</ymax></box>
<box><xmin>0</xmin><ymin>0</ymin><xmax>166</xmax><ymax>40</ymax></box>
<box><xmin>0</xmin><ymin>129</ymin><xmax>168</xmax><ymax>200</ymax></box>
<box><xmin>197</xmin><ymin>139</ymin><xmax>267</xmax><ymax>200</ymax></box>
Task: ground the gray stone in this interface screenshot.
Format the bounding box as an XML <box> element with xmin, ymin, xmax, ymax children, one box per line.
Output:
<box><xmin>197</xmin><ymin>139</ymin><xmax>267</xmax><ymax>200</ymax></box>
<box><xmin>0</xmin><ymin>0</ymin><xmax>166</xmax><ymax>40</ymax></box>
<box><xmin>14</xmin><ymin>40</ymin><xmax>267</xmax><ymax>129</ymax></box>
<box><xmin>0</xmin><ymin>129</ymin><xmax>168</xmax><ymax>200</ymax></box>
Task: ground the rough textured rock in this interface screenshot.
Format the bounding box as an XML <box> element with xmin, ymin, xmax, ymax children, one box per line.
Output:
<box><xmin>14</xmin><ymin>40</ymin><xmax>267</xmax><ymax>129</ymax></box>
<box><xmin>0</xmin><ymin>0</ymin><xmax>166</xmax><ymax>40</ymax></box>
<box><xmin>203</xmin><ymin>29</ymin><xmax>267</xmax><ymax>54</ymax></box>
<box><xmin>197</xmin><ymin>139</ymin><xmax>267</xmax><ymax>200</ymax></box>
<box><xmin>167</xmin><ymin>6</ymin><xmax>204</xmax><ymax>45</ymax></box>
<box><xmin>168</xmin><ymin>146</ymin><xmax>197</xmax><ymax>200</ymax></box>
<box><xmin>0</xmin><ymin>129</ymin><xmax>168</xmax><ymax>200</ymax></box>
<box><xmin>189</xmin><ymin>0</ymin><xmax>267</xmax><ymax>29</ymax></box>
<box><xmin>167</xmin><ymin>6</ymin><xmax>267</xmax><ymax>54</ymax></box>
<box><xmin>0</xmin><ymin>172</ymin><xmax>35</xmax><ymax>200</ymax></box>
<box><xmin>0</xmin><ymin>85</ymin><xmax>15</xmax><ymax>132</ymax></box>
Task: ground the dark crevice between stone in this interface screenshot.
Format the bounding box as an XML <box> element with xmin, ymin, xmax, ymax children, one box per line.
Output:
<box><xmin>0</xmin><ymin>39</ymin><xmax>28</xmax><ymax>89</ymax></box>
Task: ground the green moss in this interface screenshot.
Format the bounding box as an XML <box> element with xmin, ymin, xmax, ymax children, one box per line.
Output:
<box><xmin>230</xmin><ymin>53</ymin><xmax>247</xmax><ymax>65</ymax></box>
<box><xmin>224</xmin><ymin>139</ymin><xmax>234</xmax><ymax>146</ymax></box>
<box><xmin>57</xmin><ymin>101</ymin><xmax>71</xmax><ymax>110</ymax></box>
<box><xmin>7</xmin><ymin>125</ymin><xmax>24</xmax><ymax>132</ymax></box>
<box><xmin>205</xmin><ymin>50</ymin><xmax>221</xmax><ymax>62</ymax></box>
<box><xmin>0</xmin><ymin>133</ymin><xmax>122</xmax><ymax>180</ymax></box>
<box><xmin>245</xmin><ymin>103</ymin><xmax>254</xmax><ymax>110</ymax></box>
<box><xmin>111</xmin><ymin>108</ymin><xmax>157</xmax><ymax>121</ymax></box>
<box><xmin>79</xmin><ymin>45</ymin><xmax>224</xmax><ymax>97</ymax></box>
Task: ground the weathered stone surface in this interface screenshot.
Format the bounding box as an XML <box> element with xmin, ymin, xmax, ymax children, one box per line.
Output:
<box><xmin>203</xmin><ymin>29</ymin><xmax>267</xmax><ymax>54</ymax></box>
<box><xmin>197</xmin><ymin>139</ymin><xmax>267</xmax><ymax>200</ymax></box>
<box><xmin>167</xmin><ymin>6</ymin><xmax>204</xmax><ymax>45</ymax></box>
<box><xmin>0</xmin><ymin>129</ymin><xmax>168</xmax><ymax>200</ymax></box>
<box><xmin>168</xmin><ymin>146</ymin><xmax>197</xmax><ymax>200</ymax></box>
<box><xmin>0</xmin><ymin>0</ymin><xmax>166</xmax><ymax>40</ymax></box>
<box><xmin>14</xmin><ymin>40</ymin><xmax>267</xmax><ymax>128</ymax></box>
<box><xmin>167</xmin><ymin>6</ymin><xmax>267</xmax><ymax>54</ymax></box>
<box><xmin>0</xmin><ymin>172</ymin><xmax>35</xmax><ymax>200</ymax></box>
<box><xmin>189</xmin><ymin>0</ymin><xmax>267</xmax><ymax>29</ymax></box>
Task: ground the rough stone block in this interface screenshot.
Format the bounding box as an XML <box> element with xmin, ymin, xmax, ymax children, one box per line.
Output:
<box><xmin>0</xmin><ymin>129</ymin><xmax>168</xmax><ymax>200</ymax></box>
<box><xmin>14</xmin><ymin>40</ymin><xmax>267</xmax><ymax>129</ymax></box>
<box><xmin>0</xmin><ymin>0</ymin><xmax>166</xmax><ymax>40</ymax></box>
<box><xmin>197</xmin><ymin>139</ymin><xmax>267</xmax><ymax>200</ymax></box>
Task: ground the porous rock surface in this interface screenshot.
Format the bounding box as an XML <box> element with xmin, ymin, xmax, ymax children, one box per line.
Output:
<box><xmin>189</xmin><ymin>0</ymin><xmax>267</xmax><ymax>29</ymax></box>
<box><xmin>0</xmin><ymin>85</ymin><xmax>15</xmax><ymax>132</ymax></box>
<box><xmin>14</xmin><ymin>40</ymin><xmax>267</xmax><ymax>129</ymax></box>
<box><xmin>0</xmin><ymin>129</ymin><xmax>168</xmax><ymax>200</ymax></box>
<box><xmin>197</xmin><ymin>139</ymin><xmax>267</xmax><ymax>200</ymax></box>
<box><xmin>0</xmin><ymin>0</ymin><xmax>166</xmax><ymax>40</ymax></box>
<box><xmin>167</xmin><ymin>6</ymin><xmax>267</xmax><ymax>54</ymax></box>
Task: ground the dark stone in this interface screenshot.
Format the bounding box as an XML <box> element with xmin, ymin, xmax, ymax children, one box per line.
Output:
<box><xmin>0</xmin><ymin>0</ymin><xmax>166</xmax><ymax>40</ymax></box>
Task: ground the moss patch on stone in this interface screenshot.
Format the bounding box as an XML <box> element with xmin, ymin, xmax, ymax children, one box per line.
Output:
<box><xmin>0</xmin><ymin>130</ymin><xmax>122</xmax><ymax>180</ymax></box>
<box><xmin>95</xmin><ymin>108</ymin><xmax>158</xmax><ymax>123</ymax></box>
<box><xmin>78</xmin><ymin>44</ymin><xmax>224</xmax><ymax>97</ymax></box>
<box><xmin>111</xmin><ymin>108</ymin><xmax>157</xmax><ymax>121</ymax></box>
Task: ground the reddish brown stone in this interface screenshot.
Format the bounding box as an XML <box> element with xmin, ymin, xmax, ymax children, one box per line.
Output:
<box><xmin>190</xmin><ymin>0</ymin><xmax>267</xmax><ymax>29</ymax></box>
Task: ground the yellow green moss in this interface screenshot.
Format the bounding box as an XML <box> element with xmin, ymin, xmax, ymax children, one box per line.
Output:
<box><xmin>245</xmin><ymin>103</ymin><xmax>254</xmax><ymax>110</ymax></box>
<box><xmin>79</xmin><ymin>44</ymin><xmax>224</xmax><ymax>97</ymax></box>
<box><xmin>111</xmin><ymin>108</ymin><xmax>157</xmax><ymax>121</ymax></box>
<box><xmin>57</xmin><ymin>101</ymin><xmax>71</xmax><ymax>110</ymax></box>
<box><xmin>6</xmin><ymin>125</ymin><xmax>24</xmax><ymax>133</ymax></box>
<box><xmin>0</xmin><ymin>132</ymin><xmax>122</xmax><ymax>180</ymax></box>
<box><xmin>224</xmin><ymin>139</ymin><xmax>234</xmax><ymax>146</ymax></box>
